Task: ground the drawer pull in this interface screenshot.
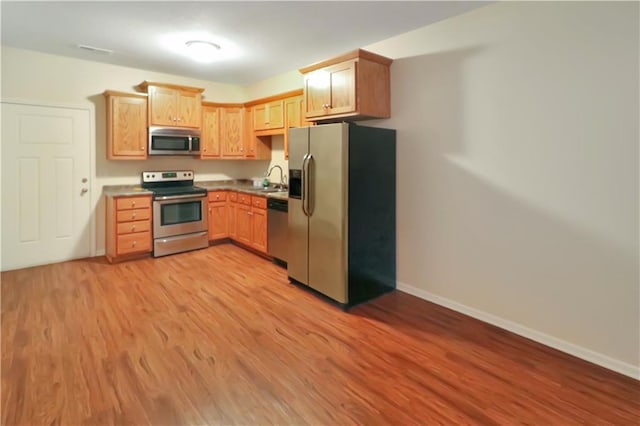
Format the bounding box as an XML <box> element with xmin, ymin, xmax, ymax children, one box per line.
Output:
<box><xmin>131</xmin><ymin>226</ymin><xmax>136</xmax><ymax>232</ymax></box>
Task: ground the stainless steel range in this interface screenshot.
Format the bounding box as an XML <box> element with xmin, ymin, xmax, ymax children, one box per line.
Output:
<box><xmin>141</xmin><ymin>170</ymin><xmax>208</xmax><ymax>257</ymax></box>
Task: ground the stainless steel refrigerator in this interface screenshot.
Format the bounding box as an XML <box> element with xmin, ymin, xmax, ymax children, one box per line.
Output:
<box><xmin>288</xmin><ymin>123</ymin><xmax>396</xmax><ymax>307</ymax></box>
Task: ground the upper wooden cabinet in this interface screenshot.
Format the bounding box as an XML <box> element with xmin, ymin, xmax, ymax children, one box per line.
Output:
<box><xmin>201</xmin><ymin>104</ymin><xmax>221</xmax><ymax>158</ymax></box>
<box><xmin>220</xmin><ymin>106</ymin><xmax>245</xmax><ymax>158</ymax></box>
<box><xmin>300</xmin><ymin>49</ymin><xmax>392</xmax><ymax>122</ymax></box>
<box><xmin>253</xmin><ymin>100</ymin><xmax>284</xmax><ymax>131</ymax></box>
<box><xmin>139</xmin><ymin>81</ymin><xmax>204</xmax><ymax>128</ymax></box>
<box><xmin>283</xmin><ymin>95</ymin><xmax>305</xmax><ymax>160</ymax></box>
<box><xmin>103</xmin><ymin>91</ymin><xmax>148</xmax><ymax>160</ymax></box>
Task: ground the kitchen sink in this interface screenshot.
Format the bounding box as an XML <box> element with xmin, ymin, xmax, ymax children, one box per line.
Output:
<box><xmin>258</xmin><ymin>187</ymin><xmax>287</xmax><ymax>193</ymax></box>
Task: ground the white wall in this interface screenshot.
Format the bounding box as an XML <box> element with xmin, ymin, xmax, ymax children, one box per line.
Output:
<box><xmin>245</xmin><ymin>69</ymin><xmax>303</xmax><ymax>101</ymax></box>
<box><xmin>1</xmin><ymin>47</ymin><xmax>274</xmax><ymax>254</ymax></box>
<box><xmin>364</xmin><ymin>1</ymin><xmax>639</xmax><ymax>375</ymax></box>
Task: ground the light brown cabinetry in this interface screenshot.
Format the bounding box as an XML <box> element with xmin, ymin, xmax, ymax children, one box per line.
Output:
<box><xmin>253</xmin><ymin>100</ymin><xmax>284</xmax><ymax>131</ymax></box>
<box><xmin>300</xmin><ymin>49</ymin><xmax>392</xmax><ymax>122</ymax></box>
<box><xmin>225</xmin><ymin>192</ymin><xmax>268</xmax><ymax>254</ymax></box>
<box><xmin>228</xmin><ymin>192</ymin><xmax>238</xmax><ymax>239</ymax></box>
<box><xmin>201</xmin><ymin>104</ymin><xmax>220</xmax><ymax>158</ymax></box>
<box><xmin>106</xmin><ymin>194</ymin><xmax>152</xmax><ymax>262</ymax></box>
<box><xmin>207</xmin><ymin>191</ymin><xmax>227</xmax><ymax>240</ymax></box>
<box><xmin>220</xmin><ymin>107</ymin><xmax>245</xmax><ymax>158</ymax></box>
<box><xmin>140</xmin><ymin>81</ymin><xmax>204</xmax><ymax>128</ymax></box>
<box><xmin>243</xmin><ymin>107</ymin><xmax>272</xmax><ymax>160</ymax></box>
<box><xmin>250</xmin><ymin>196</ymin><xmax>268</xmax><ymax>253</ymax></box>
<box><xmin>103</xmin><ymin>91</ymin><xmax>148</xmax><ymax>160</ymax></box>
<box><xmin>283</xmin><ymin>94</ymin><xmax>308</xmax><ymax>160</ymax></box>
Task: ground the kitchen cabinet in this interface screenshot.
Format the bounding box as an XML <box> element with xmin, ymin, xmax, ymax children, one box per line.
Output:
<box><xmin>208</xmin><ymin>191</ymin><xmax>227</xmax><ymax>240</ymax></box>
<box><xmin>253</xmin><ymin>100</ymin><xmax>284</xmax><ymax>131</ymax></box>
<box><xmin>105</xmin><ymin>194</ymin><xmax>152</xmax><ymax>262</ymax></box>
<box><xmin>283</xmin><ymin>94</ymin><xmax>308</xmax><ymax>160</ymax></box>
<box><xmin>140</xmin><ymin>81</ymin><xmax>204</xmax><ymax>128</ymax></box>
<box><xmin>201</xmin><ymin>104</ymin><xmax>221</xmax><ymax>158</ymax></box>
<box><xmin>243</xmin><ymin>107</ymin><xmax>272</xmax><ymax>160</ymax></box>
<box><xmin>228</xmin><ymin>192</ymin><xmax>238</xmax><ymax>239</ymax></box>
<box><xmin>236</xmin><ymin>203</ymin><xmax>252</xmax><ymax>245</ymax></box>
<box><xmin>300</xmin><ymin>49</ymin><xmax>392</xmax><ymax>122</ymax></box>
<box><xmin>220</xmin><ymin>107</ymin><xmax>245</xmax><ymax>158</ymax></box>
<box><xmin>226</xmin><ymin>192</ymin><xmax>268</xmax><ymax>254</ymax></box>
<box><xmin>103</xmin><ymin>91</ymin><xmax>148</xmax><ymax>160</ymax></box>
<box><xmin>250</xmin><ymin>196</ymin><xmax>268</xmax><ymax>253</ymax></box>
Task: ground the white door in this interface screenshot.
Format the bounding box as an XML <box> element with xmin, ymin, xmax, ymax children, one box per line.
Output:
<box><xmin>1</xmin><ymin>102</ymin><xmax>92</xmax><ymax>271</ymax></box>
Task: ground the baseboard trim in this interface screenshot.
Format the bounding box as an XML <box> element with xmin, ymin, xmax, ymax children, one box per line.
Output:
<box><xmin>397</xmin><ymin>282</ymin><xmax>640</xmax><ymax>380</ymax></box>
<box><xmin>95</xmin><ymin>249</ymin><xmax>105</xmax><ymax>257</ymax></box>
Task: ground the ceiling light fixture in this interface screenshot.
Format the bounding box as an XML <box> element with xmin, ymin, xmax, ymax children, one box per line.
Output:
<box><xmin>184</xmin><ymin>40</ymin><xmax>221</xmax><ymax>63</ymax></box>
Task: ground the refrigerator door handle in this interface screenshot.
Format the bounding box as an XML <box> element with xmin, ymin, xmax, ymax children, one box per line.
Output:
<box><xmin>302</xmin><ymin>153</ymin><xmax>310</xmax><ymax>217</ymax></box>
<box><xmin>306</xmin><ymin>154</ymin><xmax>314</xmax><ymax>216</ymax></box>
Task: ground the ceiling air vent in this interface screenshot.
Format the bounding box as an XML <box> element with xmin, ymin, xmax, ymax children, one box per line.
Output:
<box><xmin>77</xmin><ymin>44</ymin><xmax>113</xmax><ymax>55</ymax></box>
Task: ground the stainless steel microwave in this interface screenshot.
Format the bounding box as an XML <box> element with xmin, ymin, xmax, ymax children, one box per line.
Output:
<box><xmin>148</xmin><ymin>127</ymin><xmax>201</xmax><ymax>156</ymax></box>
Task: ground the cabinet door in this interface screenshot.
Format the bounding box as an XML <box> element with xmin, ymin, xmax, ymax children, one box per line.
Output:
<box><xmin>253</xmin><ymin>101</ymin><xmax>284</xmax><ymax>130</ymax></box>
<box><xmin>178</xmin><ymin>91</ymin><xmax>201</xmax><ymax>128</ymax></box>
<box><xmin>304</xmin><ymin>70</ymin><xmax>330</xmax><ymax>118</ymax></box>
<box><xmin>253</xmin><ymin>104</ymin><xmax>268</xmax><ymax>131</ymax></box>
<box><xmin>251</xmin><ymin>208</ymin><xmax>267</xmax><ymax>253</ymax></box>
<box><xmin>236</xmin><ymin>204</ymin><xmax>252</xmax><ymax>245</ymax></box>
<box><xmin>209</xmin><ymin>201</ymin><xmax>227</xmax><ymax>240</ymax></box>
<box><xmin>109</xmin><ymin>95</ymin><xmax>147</xmax><ymax>159</ymax></box>
<box><xmin>221</xmin><ymin>107</ymin><xmax>245</xmax><ymax>158</ymax></box>
<box><xmin>148</xmin><ymin>86</ymin><xmax>177</xmax><ymax>126</ymax></box>
<box><xmin>266</xmin><ymin>100</ymin><xmax>284</xmax><ymax>129</ymax></box>
<box><xmin>327</xmin><ymin>61</ymin><xmax>357</xmax><ymax>115</ymax></box>
<box><xmin>228</xmin><ymin>200</ymin><xmax>237</xmax><ymax>240</ymax></box>
<box><xmin>201</xmin><ymin>106</ymin><xmax>220</xmax><ymax>158</ymax></box>
<box><xmin>284</xmin><ymin>95</ymin><xmax>303</xmax><ymax>160</ymax></box>
<box><xmin>244</xmin><ymin>107</ymin><xmax>256</xmax><ymax>158</ymax></box>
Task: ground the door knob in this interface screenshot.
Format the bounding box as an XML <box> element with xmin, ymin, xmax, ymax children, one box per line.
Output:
<box><xmin>81</xmin><ymin>178</ymin><xmax>88</xmax><ymax>183</ymax></box>
<box><xmin>81</xmin><ymin>188</ymin><xmax>88</xmax><ymax>194</ymax></box>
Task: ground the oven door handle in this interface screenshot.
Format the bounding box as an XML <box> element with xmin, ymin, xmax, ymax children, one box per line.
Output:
<box><xmin>155</xmin><ymin>194</ymin><xmax>206</xmax><ymax>201</ymax></box>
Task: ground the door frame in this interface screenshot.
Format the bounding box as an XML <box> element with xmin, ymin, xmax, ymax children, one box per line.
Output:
<box><xmin>1</xmin><ymin>98</ymin><xmax>97</xmax><ymax>261</ymax></box>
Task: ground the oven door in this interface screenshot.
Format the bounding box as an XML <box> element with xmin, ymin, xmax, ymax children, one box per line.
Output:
<box><xmin>153</xmin><ymin>195</ymin><xmax>208</xmax><ymax>238</ymax></box>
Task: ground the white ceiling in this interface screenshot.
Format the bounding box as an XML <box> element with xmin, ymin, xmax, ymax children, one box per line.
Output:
<box><xmin>1</xmin><ymin>1</ymin><xmax>488</xmax><ymax>86</ymax></box>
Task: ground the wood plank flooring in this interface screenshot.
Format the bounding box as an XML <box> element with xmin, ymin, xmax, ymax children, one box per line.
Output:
<box><xmin>2</xmin><ymin>244</ymin><xmax>639</xmax><ymax>425</ymax></box>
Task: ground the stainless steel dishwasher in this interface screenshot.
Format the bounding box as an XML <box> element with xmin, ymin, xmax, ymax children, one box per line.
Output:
<box><xmin>267</xmin><ymin>198</ymin><xmax>288</xmax><ymax>265</ymax></box>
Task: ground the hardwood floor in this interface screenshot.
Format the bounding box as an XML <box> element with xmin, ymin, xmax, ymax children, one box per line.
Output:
<box><xmin>2</xmin><ymin>244</ymin><xmax>639</xmax><ymax>425</ymax></box>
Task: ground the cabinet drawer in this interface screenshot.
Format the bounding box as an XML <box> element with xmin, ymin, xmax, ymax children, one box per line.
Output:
<box><xmin>117</xmin><ymin>208</ymin><xmax>150</xmax><ymax>222</ymax></box>
<box><xmin>117</xmin><ymin>220</ymin><xmax>150</xmax><ymax>235</ymax></box>
<box><xmin>117</xmin><ymin>231</ymin><xmax>151</xmax><ymax>255</ymax></box>
<box><xmin>208</xmin><ymin>191</ymin><xmax>227</xmax><ymax>202</ymax></box>
<box><xmin>237</xmin><ymin>193</ymin><xmax>251</xmax><ymax>206</ymax></box>
<box><xmin>229</xmin><ymin>192</ymin><xmax>238</xmax><ymax>202</ymax></box>
<box><xmin>251</xmin><ymin>196</ymin><xmax>267</xmax><ymax>209</ymax></box>
<box><xmin>116</xmin><ymin>196</ymin><xmax>151</xmax><ymax>210</ymax></box>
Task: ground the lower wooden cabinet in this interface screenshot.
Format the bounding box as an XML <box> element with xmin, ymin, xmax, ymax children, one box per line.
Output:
<box><xmin>106</xmin><ymin>194</ymin><xmax>152</xmax><ymax>262</ymax></box>
<box><xmin>212</xmin><ymin>190</ymin><xmax>267</xmax><ymax>254</ymax></box>
<box><xmin>236</xmin><ymin>203</ymin><xmax>252</xmax><ymax>245</ymax></box>
<box><xmin>207</xmin><ymin>191</ymin><xmax>227</xmax><ymax>240</ymax></box>
<box><xmin>251</xmin><ymin>204</ymin><xmax>268</xmax><ymax>253</ymax></box>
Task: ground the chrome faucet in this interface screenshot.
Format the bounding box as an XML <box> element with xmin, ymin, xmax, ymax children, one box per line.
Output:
<box><xmin>266</xmin><ymin>165</ymin><xmax>285</xmax><ymax>187</ymax></box>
